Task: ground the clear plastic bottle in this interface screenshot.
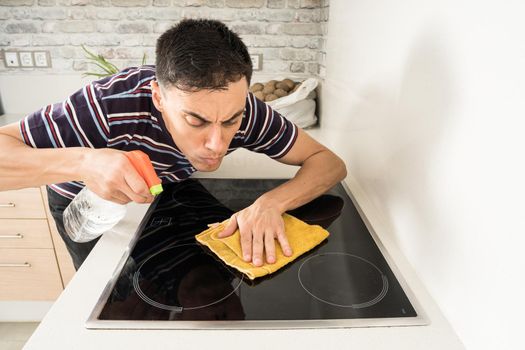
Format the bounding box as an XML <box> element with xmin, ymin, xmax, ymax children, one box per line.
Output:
<box><xmin>63</xmin><ymin>150</ymin><xmax>163</xmax><ymax>243</ymax></box>
<box><xmin>63</xmin><ymin>187</ymin><xmax>127</xmax><ymax>243</ymax></box>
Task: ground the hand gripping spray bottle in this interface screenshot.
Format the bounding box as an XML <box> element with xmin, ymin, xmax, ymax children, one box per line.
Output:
<box><xmin>63</xmin><ymin>150</ymin><xmax>163</xmax><ymax>243</ymax></box>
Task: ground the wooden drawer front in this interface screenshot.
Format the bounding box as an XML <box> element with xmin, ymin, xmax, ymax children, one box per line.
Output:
<box><xmin>0</xmin><ymin>219</ymin><xmax>53</xmax><ymax>249</ymax></box>
<box><xmin>0</xmin><ymin>248</ymin><xmax>63</xmax><ymax>301</ymax></box>
<box><xmin>40</xmin><ymin>186</ymin><xmax>75</xmax><ymax>287</ymax></box>
<box><xmin>0</xmin><ymin>188</ymin><xmax>46</xmax><ymax>219</ymax></box>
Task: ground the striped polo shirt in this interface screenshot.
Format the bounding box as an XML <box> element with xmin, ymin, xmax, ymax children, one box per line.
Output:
<box><xmin>19</xmin><ymin>65</ymin><xmax>298</xmax><ymax>199</ymax></box>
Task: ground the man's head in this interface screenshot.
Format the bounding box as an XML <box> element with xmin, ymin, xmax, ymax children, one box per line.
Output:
<box><xmin>151</xmin><ymin>19</ymin><xmax>253</xmax><ymax>172</ymax></box>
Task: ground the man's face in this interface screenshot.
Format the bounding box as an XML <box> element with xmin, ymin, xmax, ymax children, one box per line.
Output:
<box><xmin>151</xmin><ymin>78</ymin><xmax>248</xmax><ymax>172</ymax></box>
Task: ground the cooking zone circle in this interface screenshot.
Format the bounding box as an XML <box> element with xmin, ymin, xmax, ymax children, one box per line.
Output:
<box><xmin>298</xmin><ymin>252</ymin><xmax>389</xmax><ymax>309</ymax></box>
<box><xmin>133</xmin><ymin>243</ymin><xmax>243</xmax><ymax>312</ymax></box>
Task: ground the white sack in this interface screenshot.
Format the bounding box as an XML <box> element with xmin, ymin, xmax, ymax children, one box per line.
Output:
<box><xmin>267</xmin><ymin>78</ymin><xmax>319</xmax><ymax>128</ymax></box>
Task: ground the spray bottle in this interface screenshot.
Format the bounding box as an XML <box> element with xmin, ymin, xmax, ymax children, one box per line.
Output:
<box><xmin>63</xmin><ymin>150</ymin><xmax>163</xmax><ymax>243</ymax></box>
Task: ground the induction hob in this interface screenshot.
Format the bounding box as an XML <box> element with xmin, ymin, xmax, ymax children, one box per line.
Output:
<box><xmin>86</xmin><ymin>179</ymin><xmax>427</xmax><ymax>329</ymax></box>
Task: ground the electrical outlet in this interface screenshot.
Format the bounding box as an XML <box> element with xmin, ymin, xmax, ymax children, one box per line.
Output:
<box><xmin>250</xmin><ymin>54</ymin><xmax>262</xmax><ymax>71</ymax></box>
<box><xmin>3</xmin><ymin>51</ymin><xmax>19</xmax><ymax>67</ymax></box>
<box><xmin>19</xmin><ymin>51</ymin><xmax>34</xmax><ymax>67</ymax></box>
<box><xmin>34</xmin><ymin>51</ymin><xmax>51</xmax><ymax>67</ymax></box>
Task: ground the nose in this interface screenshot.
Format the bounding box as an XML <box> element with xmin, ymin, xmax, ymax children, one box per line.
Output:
<box><xmin>204</xmin><ymin>124</ymin><xmax>224</xmax><ymax>155</ymax></box>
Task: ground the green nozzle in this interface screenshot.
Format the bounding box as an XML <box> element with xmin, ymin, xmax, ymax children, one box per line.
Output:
<box><xmin>149</xmin><ymin>184</ymin><xmax>163</xmax><ymax>196</ymax></box>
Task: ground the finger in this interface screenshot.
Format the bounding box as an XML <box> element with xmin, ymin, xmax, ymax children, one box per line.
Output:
<box><xmin>276</xmin><ymin>230</ymin><xmax>293</xmax><ymax>257</ymax></box>
<box><xmin>239</xmin><ymin>228</ymin><xmax>253</xmax><ymax>262</ymax></box>
<box><xmin>94</xmin><ymin>154</ymin><xmax>145</xmax><ymax>204</ymax></box>
<box><xmin>123</xmin><ymin>170</ymin><xmax>154</xmax><ymax>204</ymax></box>
<box><xmin>251</xmin><ymin>231</ymin><xmax>264</xmax><ymax>267</ymax></box>
<box><xmin>217</xmin><ymin>214</ymin><xmax>238</xmax><ymax>238</ymax></box>
<box><xmin>264</xmin><ymin>232</ymin><xmax>276</xmax><ymax>264</ymax></box>
<box><xmin>207</xmin><ymin>222</ymin><xmax>220</xmax><ymax>228</ymax></box>
<box><xmin>109</xmin><ymin>191</ymin><xmax>132</xmax><ymax>205</ymax></box>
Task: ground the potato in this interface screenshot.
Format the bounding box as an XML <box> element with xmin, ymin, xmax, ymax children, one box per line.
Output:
<box><xmin>266</xmin><ymin>80</ymin><xmax>277</xmax><ymax>88</ymax></box>
<box><xmin>275</xmin><ymin>82</ymin><xmax>290</xmax><ymax>92</ymax></box>
<box><xmin>262</xmin><ymin>85</ymin><xmax>275</xmax><ymax>94</ymax></box>
<box><xmin>265</xmin><ymin>93</ymin><xmax>278</xmax><ymax>102</ymax></box>
<box><xmin>282</xmin><ymin>79</ymin><xmax>295</xmax><ymax>90</ymax></box>
<box><xmin>249</xmin><ymin>83</ymin><xmax>264</xmax><ymax>92</ymax></box>
<box><xmin>274</xmin><ymin>88</ymin><xmax>288</xmax><ymax>98</ymax></box>
<box><xmin>253</xmin><ymin>91</ymin><xmax>265</xmax><ymax>100</ymax></box>
<box><xmin>251</xmin><ymin>79</ymin><xmax>304</xmax><ymax>99</ymax></box>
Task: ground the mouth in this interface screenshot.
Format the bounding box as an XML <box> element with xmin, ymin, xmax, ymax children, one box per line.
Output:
<box><xmin>200</xmin><ymin>157</ymin><xmax>221</xmax><ymax>166</ymax></box>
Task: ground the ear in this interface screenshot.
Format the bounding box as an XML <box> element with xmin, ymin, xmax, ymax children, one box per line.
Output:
<box><xmin>150</xmin><ymin>80</ymin><xmax>164</xmax><ymax>112</ymax></box>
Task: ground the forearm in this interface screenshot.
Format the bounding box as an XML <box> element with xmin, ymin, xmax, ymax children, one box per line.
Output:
<box><xmin>0</xmin><ymin>134</ymin><xmax>88</xmax><ymax>191</ymax></box>
<box><xmin>256</xmin><ymin>149</ymin><xmax>347</xmax><ymax>213</ymax></box>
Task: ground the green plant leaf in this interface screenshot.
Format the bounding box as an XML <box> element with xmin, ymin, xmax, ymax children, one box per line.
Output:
<box><xmin>92</xmin><ymin>61</ymin><xmax>117</xmax><ymax>75</ymax></box>
<box><xmin>81</xmin><ymin>44</ymin><xmax>147</xmax><ymax>78</ymax></box>
<box><xmin>81</xmin><ymin>45</ymin><xmax>119</xmax><ymax>76</ymax></box>
<box><xmin>81</xmin><ymin>45</ymin><xmax>99</xmax><ymax>61</ymax></box>
<box><xmin>82</xmin><ymin>72</ymin><xmax>114</xmax><ymax>78</ymax></box>
<box><xmin>105</xmin><ymin>60</ymin><xmax>120</xmax><ymax>73</ymax></box>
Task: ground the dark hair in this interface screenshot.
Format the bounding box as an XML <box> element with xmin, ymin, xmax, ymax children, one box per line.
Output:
<box><xmin>155</xmin><ymin>18</ymin><xmax>252</xmax><ymax>92</ymax></box>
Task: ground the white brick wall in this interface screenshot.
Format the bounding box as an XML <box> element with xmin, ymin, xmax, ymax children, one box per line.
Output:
<box><xmin>0</xmin><ymin>0</ymin><xmax>329</xmax><ymax>79</ymax></box>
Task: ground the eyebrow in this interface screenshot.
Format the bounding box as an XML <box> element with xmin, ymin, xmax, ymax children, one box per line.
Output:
<box><xmin>182</xmin><ymin>109</ymin><xmax>245</xmax><ymax>124</ymax></box>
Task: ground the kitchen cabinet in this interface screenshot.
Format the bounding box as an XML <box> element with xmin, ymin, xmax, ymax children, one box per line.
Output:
<box><xmin>0</xmin><ymin>187</ymin><xmax>75</xmax><ymax>301</ymax></box>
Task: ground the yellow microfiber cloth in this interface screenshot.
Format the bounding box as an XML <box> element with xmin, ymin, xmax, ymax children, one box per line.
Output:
<box><xmin>195</xmin><ymin>213</ymin><xmax>329</xmax><ymax>280</ymax></box>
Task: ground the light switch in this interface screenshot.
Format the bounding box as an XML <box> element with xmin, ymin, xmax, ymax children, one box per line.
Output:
<box><xmin>34</xmin><ymin>51</ymin><xmax>51</xmax><ymax>67</ymax></box>
<box><xmin>3</xmin><ymin>51</ymin><xmax>19</xmax><ymax>67</ymax></box>
<box><xmin>250</xmin><ymin>54</ymin><xmax>262</xmax><ymax>71</ymax></box>
<box><xmin>19</xmin><ymin>51</ymin><xmax>34</xmax><ymax>67</ymax></box>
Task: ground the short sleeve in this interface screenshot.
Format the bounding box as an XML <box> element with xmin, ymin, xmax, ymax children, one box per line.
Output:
<box><xmin>242</xmin><ymin>93</ymin><xmax>299</xmax><ymax>159</ymax></box>
<box><xmin>19</xmin><ymin>82</ymin><xmax>109</xmax><ymax>150</ymax></box>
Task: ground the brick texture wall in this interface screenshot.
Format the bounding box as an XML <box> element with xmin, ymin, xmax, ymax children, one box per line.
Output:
<box><xmin>0</xmin><ymin>0</ymin><xmax>329</xmax><ymax>79</ymax></box>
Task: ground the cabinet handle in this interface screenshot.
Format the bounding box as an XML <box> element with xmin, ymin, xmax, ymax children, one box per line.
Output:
<box><xmin>0</xmin><ymin>233</ymin><xmax>24</xmax><ymax>239</ymax></box>
<box><xmin>0</xmin><ymin>202</ymin><xmax>16</xmax><ymax>208</ymax></box>
<box><xmin>0</xmin><ymin>262</ymin><xmax>31</xmax><ymax>268</ymax></box>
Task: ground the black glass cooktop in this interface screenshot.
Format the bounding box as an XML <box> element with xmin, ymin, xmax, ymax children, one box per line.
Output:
<box><xmin>94</xmin><ymin>179</ymin><xmax>418</xmax><ymax>324</ymax></box>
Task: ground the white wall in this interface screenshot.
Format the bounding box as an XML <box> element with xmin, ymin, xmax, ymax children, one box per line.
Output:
<box><xmin>0</xmin><ymin>2</ymin><xmax>327</xmax><ymax>78</ymax></box>
<box><xmin>320</xmin><ymin>1</ymin><xmax>525</xmax><ymax>349</ymax></box>
<box><xmin>0</xmin><ymin>74</ymin><xmax>91</xmax><ymax>115</ymax></box>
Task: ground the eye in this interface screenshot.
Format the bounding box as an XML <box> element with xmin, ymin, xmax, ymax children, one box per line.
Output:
<box><xmin>185</xmin><ymin>115</ymin><xmax>205</xmax><ymax>127</ymax></box>
<box><xmin>223</xmin><ymin>118</ymin><xmax>240</xmax><ymax>126</ymax></box>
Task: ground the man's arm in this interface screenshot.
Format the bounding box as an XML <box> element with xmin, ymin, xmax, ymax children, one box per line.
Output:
<box><xmin>0</xmin><ymin>122</ymin><xmax>88</xmax><ymax>190</ymax></box>
<box><xmin>253</xmin><ymin>127</ymin><xmax>347</xmax><ymax>214</ymax></box>
<box><xmin>218</xmin><ymin>128</ymin><xmax>347</xmax><ymax>266</ymax></box>
<box><xmin>0</xmin><ymin>122</ymin><xmax>152</xmax><ymax>204</ymax></box>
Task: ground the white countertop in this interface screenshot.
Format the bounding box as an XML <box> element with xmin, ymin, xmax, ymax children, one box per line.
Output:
<box><xmin>21</xmin><ymin>133</ymin><xmax>464</xmax><ymax>349</ymax></box>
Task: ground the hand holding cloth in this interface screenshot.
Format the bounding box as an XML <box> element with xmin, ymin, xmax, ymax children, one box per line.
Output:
<box><xmin>195</xmin><ymin>213</ymin><xmax>329</xmax><ymax>280</ymax></box>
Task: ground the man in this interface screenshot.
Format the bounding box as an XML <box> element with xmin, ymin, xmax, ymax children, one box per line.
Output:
<box><xmin>0</xmin><ymin>19</ymin><xmax>346</xmax><ymax>270</ymax></box>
